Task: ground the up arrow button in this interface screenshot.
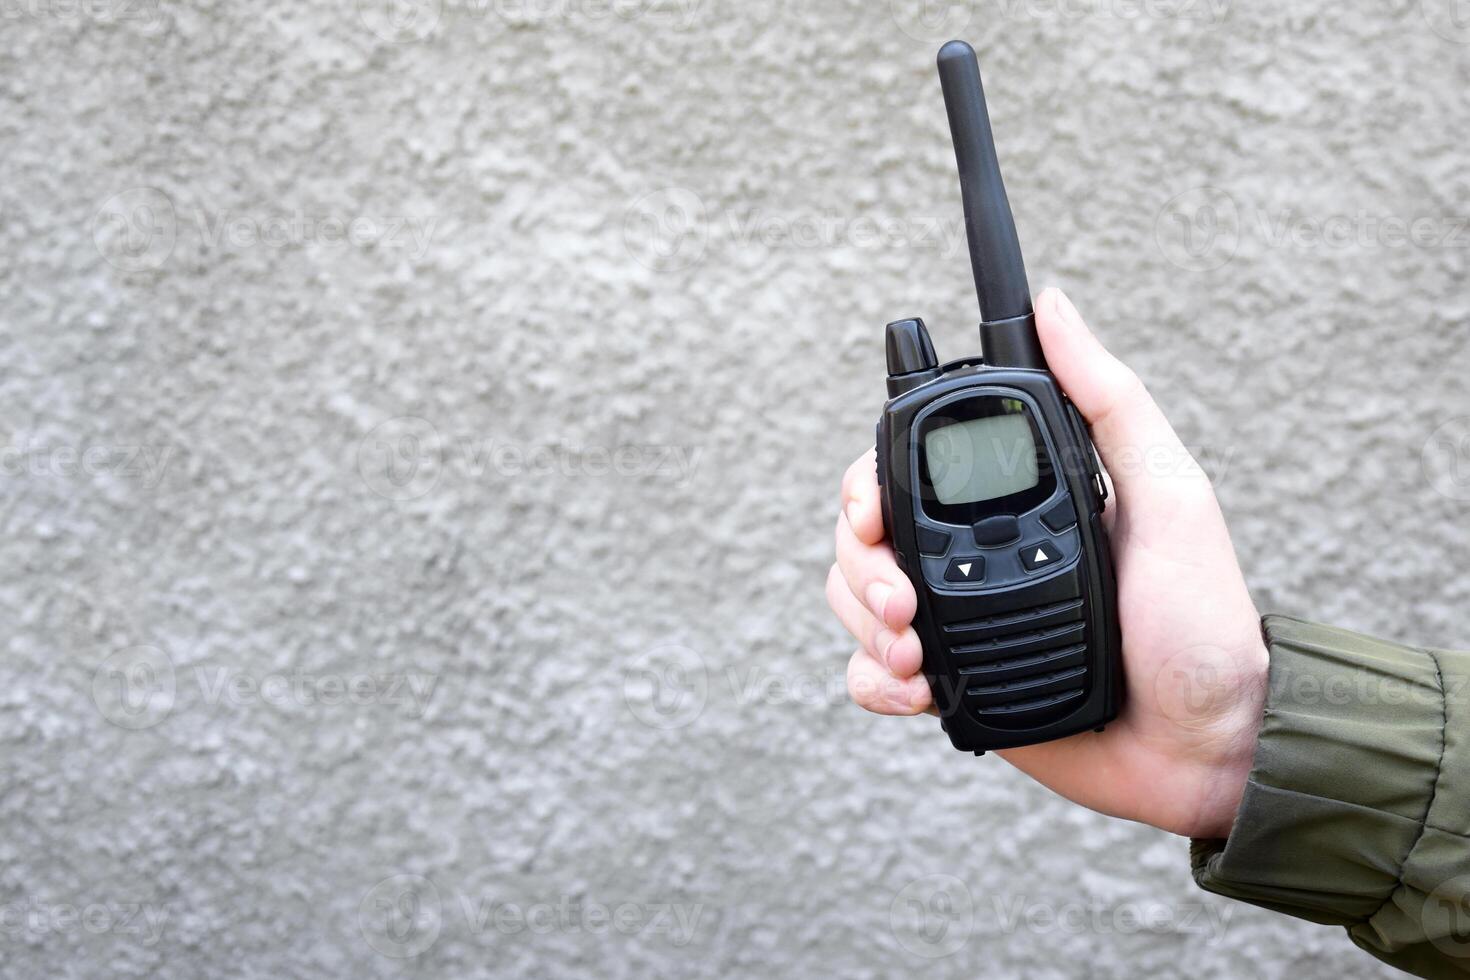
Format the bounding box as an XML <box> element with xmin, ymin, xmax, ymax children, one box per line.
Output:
<box><xmin>1020</xmin><ymin>541</ymin><xmax>1064</xmax><ymax>572</ymax></box>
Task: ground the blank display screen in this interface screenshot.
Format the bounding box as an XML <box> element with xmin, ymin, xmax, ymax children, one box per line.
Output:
<box><xmin>923</xmin><ymin>413</ymin><xmax>1039</xmax><ymax>505</ymax></box>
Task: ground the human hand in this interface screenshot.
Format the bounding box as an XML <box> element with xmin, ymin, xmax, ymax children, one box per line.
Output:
<box><xmin>826</xmin><ymin>288</ymin><xmax>1267</xmax><ymax>840</ymax></box>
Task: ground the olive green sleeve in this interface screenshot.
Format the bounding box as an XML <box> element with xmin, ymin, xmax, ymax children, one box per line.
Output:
<box><xmin>1191</xmin><ymin>615</ymin><xmax>1470</xmax><ymax>978</ymax></box>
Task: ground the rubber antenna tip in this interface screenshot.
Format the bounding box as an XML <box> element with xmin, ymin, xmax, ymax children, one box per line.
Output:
<box><xmin>937</xmin><ymin>39</ymin><xmax>976</xmax><ymax>64</ymax></box>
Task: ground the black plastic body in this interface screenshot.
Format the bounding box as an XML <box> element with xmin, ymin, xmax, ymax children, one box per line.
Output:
<box><xmin>878</xmin><ymin>339</ymin><xmax>1122</xmax><ymax>753</ymax></box>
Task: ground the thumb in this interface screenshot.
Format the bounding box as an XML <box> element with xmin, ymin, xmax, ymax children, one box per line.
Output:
<box><xmin>1033</xmin><ymin>288</ymin><xmax>1202</xmax><ymax>509</ymax></box>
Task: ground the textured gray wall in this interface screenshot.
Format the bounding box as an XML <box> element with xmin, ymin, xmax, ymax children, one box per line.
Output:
<box><xmin>3</xmin><ymin>0</ymin><xmax>1468</xmax><ymax>976</ymax></box>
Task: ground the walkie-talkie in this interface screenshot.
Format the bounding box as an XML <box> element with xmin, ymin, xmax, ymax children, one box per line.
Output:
<box><xmin>876</xmin><ymin>40</ymin><xmax>1122</xmax><ymax>754</ymax></box>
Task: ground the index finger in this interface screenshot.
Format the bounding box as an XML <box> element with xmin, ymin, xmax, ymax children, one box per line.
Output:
<box><xmin>840</xmin><ymin>448</ymin><xmax>885</xmax><ymax>546</ymax></box>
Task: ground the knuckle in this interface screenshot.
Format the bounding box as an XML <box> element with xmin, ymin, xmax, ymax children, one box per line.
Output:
<box><xmin>848</xmin><ymin>667</ymin><xmax>885</xmax><ymax>711</ymax></box>
<box><xmin>1115</xmin><ymin>367</ymin><xmax>1150</xmax><ymax>409</ymax></box>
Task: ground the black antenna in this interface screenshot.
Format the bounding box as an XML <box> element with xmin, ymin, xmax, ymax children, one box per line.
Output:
<box><xmin>937</xmin><ymin>40</ymin><xmax>1046</xmax><ymax>369</ymax></box>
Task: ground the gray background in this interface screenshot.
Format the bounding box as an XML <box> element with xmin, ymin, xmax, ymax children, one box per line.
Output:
<box><xmin>2</xmin><ymin>0</ymin><xmax>1468</xmax><ymax>976</ymax></box>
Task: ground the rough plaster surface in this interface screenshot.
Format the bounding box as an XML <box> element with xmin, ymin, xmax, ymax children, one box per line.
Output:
<box><xmin>3</xmin><ymin>0</ymin><xmax>1469</xmax><ymax>976</ymax></box>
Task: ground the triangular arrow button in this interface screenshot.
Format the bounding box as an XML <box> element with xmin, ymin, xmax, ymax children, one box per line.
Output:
<box><xmin>1021</xmin><ymin>541</ymin><xmax>1063</xmax><ymax>572</ymax></box>
<box><xmin>944</xmin><ymin>556</ymin><xmax>986</xmax><ymax>584</ymax></box>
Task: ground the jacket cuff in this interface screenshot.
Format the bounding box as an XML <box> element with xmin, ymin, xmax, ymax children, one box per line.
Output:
<box><xmin>1191</xmin><ymin>615</ymin><xmax>1450</xmax><ymax>932</ymax></box>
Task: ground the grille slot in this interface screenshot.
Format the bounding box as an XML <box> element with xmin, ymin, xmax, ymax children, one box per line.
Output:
<box><xmin>943</xmin><ymin>599</ymin><xmax>1083</xmax><ymax>642</ymax></box>
<box><xmin>976</xmin><ymin>688</ymin><xmax>1087</xmax><ymax>716</ymax></box>
<box><xmin>959</xmin><ymin>643</ymin><xmax>1086</xmax><ymax>680</ymax></box>
<box><xmin>967</xmin><ymin>666</ymin><xmax>1087</xmax><ymax>708</ymax></box>
<box><xmin>949</xmin><ymin>622</ymin><xmax>1085</xmax><ymax>664</ymax></box>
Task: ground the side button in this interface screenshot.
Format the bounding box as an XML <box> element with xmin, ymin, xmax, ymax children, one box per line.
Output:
<box><xmin>944</xmin><ymin>556</ymin><xmax>986</xmax><ymax>584</ymax></box>
<box><xmin>1040</xmin><ymin>499</ymin><xmax>1076</xmax><ymax>533</ymax></box>
<box><xmin>875</xmin><ymin>423</ymin><xmax>885</xmax><ymax>487</ymax></box>
<box><xmin>917</xmin><ymin>526</ymin><xmax>952</xmax><ymax>558</ymax></box>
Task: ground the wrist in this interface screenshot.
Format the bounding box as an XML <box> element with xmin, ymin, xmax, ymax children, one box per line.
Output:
<box><xmin>1187</xmin><ymin>641</ymin><xmax>1269</xmax><ymax>840</ymax></box>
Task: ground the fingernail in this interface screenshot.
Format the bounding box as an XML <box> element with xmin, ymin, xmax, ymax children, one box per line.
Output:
<box><xmin>845</xmin><ymin>500</ymin><xmax>862</xmax><ymax>530</ymax></box>
<box><xmin>866</xmin><ymin>583</ymin><xmax>893</xmax><ymax>623</ymax></box>
<box><xmin>875</xmin><ymin>629</ymin><xmax>897</xmax><ymax>668</ymax></box>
